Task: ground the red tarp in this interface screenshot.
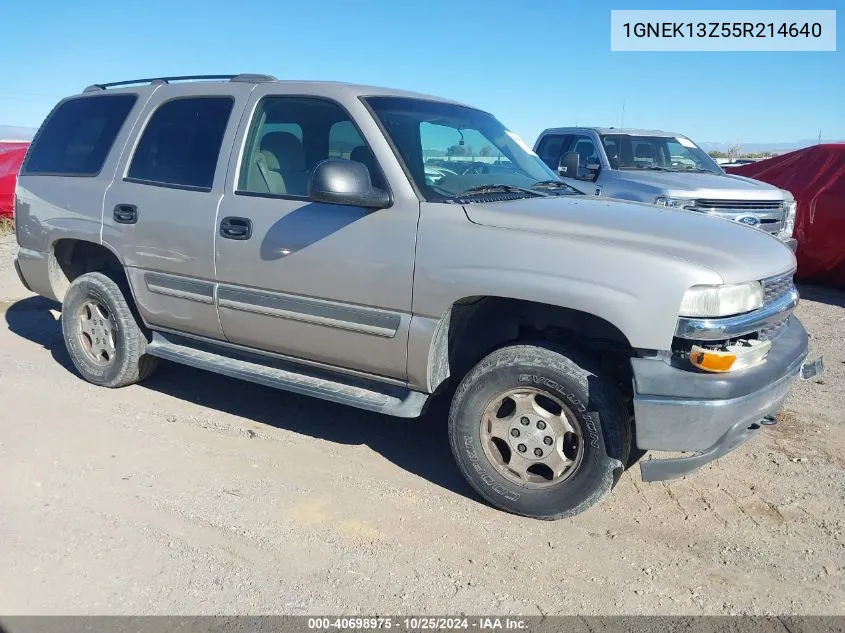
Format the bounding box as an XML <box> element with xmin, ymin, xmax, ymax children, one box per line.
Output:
<box><xmin>727</xmin><ymin>144</ymin><xmax>845</xmax><ymax>287</ymax></box>
<box><xmin>0</xmin><ymin>141</ymin><xmax>29</xmax><ymax>219</ymax></box>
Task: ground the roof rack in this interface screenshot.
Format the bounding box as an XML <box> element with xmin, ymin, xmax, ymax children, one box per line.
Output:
<box><xmin>82</xmin><ymin>73</ymin><xmax>277</xmax><ymax>93</ymax></box>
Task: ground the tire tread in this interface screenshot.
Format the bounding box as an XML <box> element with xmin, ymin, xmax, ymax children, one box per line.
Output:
<box><xmin>448</xmin><ymin>342</ymin><xmax>630</xmax><ymax>520</ymax></box>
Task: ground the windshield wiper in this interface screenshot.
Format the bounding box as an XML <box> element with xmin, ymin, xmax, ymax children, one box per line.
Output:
<box><xmin>454</xmin><ymin>184</ymin><xmax>546</xmax><ymax>199</ymax></box>
<box><xmin>531</xmin><ymin>180</ymin><xmax>581</xmax><ymax>194</ymax></box>
<box><xmin>622</xmin><ymin>165</ymin><xmax>672</xmax><ymax>171</ymax></box>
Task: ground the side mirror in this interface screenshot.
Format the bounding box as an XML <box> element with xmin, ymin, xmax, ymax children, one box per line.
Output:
<box><xmin>308</xmin><ymin>159</ymin><xmax>391</xmax><ymax>209</ymax></box>
<box><xmin>585</xmin><ymin>162</ymin><xmax>601</xmax><ymax>182</ymax></box>
<box><xmin>557</xmin><ymin>152</ymin><xmax>580</xmax><ymax>178</ymax></box>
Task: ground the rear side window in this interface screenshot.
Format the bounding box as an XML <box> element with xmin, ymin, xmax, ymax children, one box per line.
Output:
<box><xmin>127</xmin><ymin>97</ymin><xmax>234</xmax><ymax>191</ymax></box>
<box><xmin>22</xmin><ymin>94</ymin><xmax>137</xmax><ymax>176</ymax></box>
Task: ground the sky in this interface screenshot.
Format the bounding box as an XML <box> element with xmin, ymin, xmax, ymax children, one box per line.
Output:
<box><xmin>1</xmin><ymin>0</ymin><xmax>842</xmax><ymax>146</ymax></box>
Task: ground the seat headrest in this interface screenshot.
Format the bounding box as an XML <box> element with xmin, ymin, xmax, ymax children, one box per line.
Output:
<box><xmin>350</xmin><ymin>145</ymin><xmax>374</xmax><ymax>166</ymax></box>
<box><xmin>634</xmin><ymin>144</ymin><xmax>655</xmax><ymax>159</ymax></box>
<box><xmin>260</xmin><ymin>132</ymin><xmax>305</xmax><ymax>171</ymax></box>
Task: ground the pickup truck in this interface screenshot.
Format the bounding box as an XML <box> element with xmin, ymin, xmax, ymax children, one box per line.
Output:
<box><xmin>14</xmin><ymin>74</ymin><xmax>819</xmax><ymax>519</ymax></box>
<box><xmin>533</xmin><ymin>127</ymin><xmax>798</xmax><ymax>250</ymax></box>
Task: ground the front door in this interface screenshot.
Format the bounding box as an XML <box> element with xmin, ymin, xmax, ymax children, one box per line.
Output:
<box><xmin>213</xmin><ymin>93</ymin><xmax>418</xmax><ymax>379</ymax></box>
<box><xmin>536</xmin><ymin>133</ymin><xmax>602</xmax><ymax>195</ymax></box>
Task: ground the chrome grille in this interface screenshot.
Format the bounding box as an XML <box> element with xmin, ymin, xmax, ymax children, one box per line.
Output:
<box><xmin>696</xmin><ymin>199</ymin><xmax>784</xmax><ymax>210</ymax></box>
<box><xmin>763</xmin><ymin>271</ymin><xmax>796</xmax><ymax>305</ymax></box>
<box><xmin>758</xmin><ymin>318</ymin><xmax>789</xmax><ymax>341</ymax></box>
<box><xmin>758</xmin><ymin>270</ymin><xmax>797</xmax><ymax>341</ymax></box>
<box><xmin>693</xmin><ymin>200</ymin><xmax>785</xmax><ymax>236</ymax></box>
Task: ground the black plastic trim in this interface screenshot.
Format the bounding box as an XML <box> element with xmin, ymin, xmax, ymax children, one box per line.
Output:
<box><xmin>122</xmin><ymin>178</ymin><xmax>213</xmax><ymax>193</ymax></box>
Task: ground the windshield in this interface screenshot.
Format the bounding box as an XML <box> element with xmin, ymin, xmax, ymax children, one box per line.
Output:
<box><xmin>600</xmin><ymin>134</ymin><xmax>722</xmax><ymax>174</ymax></box>
<box><xmin>364</xmin><ymin>96</ymin><xmax>563</xmax><ymax>201</ymax></box>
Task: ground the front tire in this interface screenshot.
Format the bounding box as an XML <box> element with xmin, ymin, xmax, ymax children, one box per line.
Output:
<box><xmin>61</xmin><ymin>272</ymin><xmax>158</xmax><ymax>388</ymax></box>
<box><xmin>448</xmin><ymin>343</ymin><xmax>630</xmax><ymax>519</ymax></box>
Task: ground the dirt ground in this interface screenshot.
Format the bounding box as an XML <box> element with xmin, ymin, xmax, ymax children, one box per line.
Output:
<box><xmin>1</xmin><ymin>232</ymin><xmax>843</xmax><ymax>615</ymax></box>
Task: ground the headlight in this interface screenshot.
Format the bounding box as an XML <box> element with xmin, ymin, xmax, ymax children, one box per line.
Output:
<box><xmin>679</xmin><ymin>281</ymin><xmax>764</xmax><ymax>317</ymax></box>
<box><xmin>779</xmin><ymin>199</ymin><xmax>797</xmax><ymax>238</ymax></box>
<box><xmin>655</xmin><ymin>196</ymin><xmax>694</xmax><ymax>209</ymax></box>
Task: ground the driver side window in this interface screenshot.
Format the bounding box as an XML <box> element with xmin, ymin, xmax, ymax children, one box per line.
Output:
<box><xmin>237</xmin><ymin>96</ymin><xmax>385</xmax><ymax>198</ymax></box>
<box><xmin>565</xmin><ymin>135</ymin><xmax>599</xmax><ymax>180</ymax></box>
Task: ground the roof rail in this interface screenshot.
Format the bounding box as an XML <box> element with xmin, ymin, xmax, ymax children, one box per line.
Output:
<box><xmin>82</xmin><ymin>73</ymin><xmax>277</xmax><ymax>93</ymax></box>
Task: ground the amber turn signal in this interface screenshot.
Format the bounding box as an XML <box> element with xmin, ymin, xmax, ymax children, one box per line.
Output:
<box><xmin>690</xmin><ymin>340</ymin><xmax>772</xmax><ymax>373</ymax></box>
<box><xmin>690</xmin><ymin>348</ymin><xmax>737</xmax><ymax>372</ymax></box>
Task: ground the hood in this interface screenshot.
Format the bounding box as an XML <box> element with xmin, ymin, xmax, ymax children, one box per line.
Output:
<box><xmin>463</xmin><ymin>196</ymin><xmax>796</xmax><ymax>284</ymax></box>
<box><xmin>611</xmin><ymin>169</ymin><xmax>789</xmax><ymax>199</ymax></box>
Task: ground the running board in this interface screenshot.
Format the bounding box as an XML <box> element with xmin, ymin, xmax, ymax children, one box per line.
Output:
<box><xmin>145</xmin><ymin>332</ymin><xmax>428</xmax><ymax>418</ymax></box>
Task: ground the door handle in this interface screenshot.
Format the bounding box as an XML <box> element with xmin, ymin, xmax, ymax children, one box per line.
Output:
<box><xmin>113</xmin><ymin>204</ymin><xmax>138</xmax><ymax>224</ymax></box>
<box><xmin>219</xmin><ymin>216</ymin><xmax>252</xmax><ymax>240</ymax></box>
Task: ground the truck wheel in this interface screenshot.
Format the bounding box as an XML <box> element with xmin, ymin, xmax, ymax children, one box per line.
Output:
<box><xmin>448</xmin><ymin>343</ymin><xmax>630</xmax><ymax>519</ymax></box>
<box><xmin>61</xmin><ymin>272</ymin><xmax>158</xmax><ymax>388</ymax></box>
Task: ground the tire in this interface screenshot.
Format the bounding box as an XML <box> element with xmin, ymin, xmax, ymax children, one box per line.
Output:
<box><xmin>448</xmin><ymin>343</ymin><xmax>630</xmax><ymax>520</ymax></box>
<box><xmin>61</xmin><ymin>272</ymin><xmax>158</xmax><ymax>388</ymax></box>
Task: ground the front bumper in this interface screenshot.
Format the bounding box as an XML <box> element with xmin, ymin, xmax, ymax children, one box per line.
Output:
<box><xmin>632</xmin><ymin>316</ymin><xmax>813</xmax><ymax>481</ymax></box>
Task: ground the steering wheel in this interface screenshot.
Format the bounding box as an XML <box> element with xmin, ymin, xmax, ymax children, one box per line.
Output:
<box><xmin>462</xmin><ymin>164</ymin><xmax>490</xmax><ymax>175</ymax></box>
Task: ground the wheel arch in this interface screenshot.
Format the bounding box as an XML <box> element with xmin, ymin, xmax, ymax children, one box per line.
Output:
<box><xmin>423</xmin><ymin>295</ymin><xmax>635</xmax><ymax>396</ymax></box>
<box><xmin>49</xmin><ymin>238</ymin><xmax>129</xmax><ymax>302</ymax></box>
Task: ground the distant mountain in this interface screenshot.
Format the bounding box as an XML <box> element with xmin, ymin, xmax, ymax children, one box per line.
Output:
<box><xmin>0</xmin><ymin>126</ymin><xmax>36</xmax><ymax>141</ymax></box>
<box><xmin>699</xmin><ymin>139</ymin><xmax>844</xmax><ymax>154</ymax></box>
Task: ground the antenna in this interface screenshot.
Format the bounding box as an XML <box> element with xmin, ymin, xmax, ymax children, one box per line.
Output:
<box><xmin>818</xmin><ymin>130</ymin><xmax>822</xmax><ymax>144</ymax></box>
<box><xmin>620</xmin><ymin>99</ymin><xmax>625</xmax><ymax>130</ymax></box>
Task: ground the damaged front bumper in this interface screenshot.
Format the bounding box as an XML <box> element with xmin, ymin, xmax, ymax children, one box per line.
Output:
<box><xmin>631</xmin><ymin>316</ymin><xmax>821</xmax><ymax>482</ymax></box>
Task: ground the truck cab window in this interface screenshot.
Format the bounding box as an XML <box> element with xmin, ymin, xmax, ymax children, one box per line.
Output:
<box><xmin>238</xmin><ymin>97</ymin><xmax>385</xmax><ymax>198</ymax></box>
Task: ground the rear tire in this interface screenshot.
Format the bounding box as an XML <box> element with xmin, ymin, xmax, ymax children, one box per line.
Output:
<box><xmin>448</xmin><ymin>343</ymin><xmax>630</xmax><ymax>519</ymax></box>
<box><xmin>61</xmin><ymin>272</ymin><xmax>158</xmax><ymax>388</ymax></box>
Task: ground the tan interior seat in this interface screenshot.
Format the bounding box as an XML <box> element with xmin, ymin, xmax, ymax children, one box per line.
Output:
<box><xmin>255</xmin><ymin>132</ymin><xmax>309</xmax><ymax>196</ymax></box>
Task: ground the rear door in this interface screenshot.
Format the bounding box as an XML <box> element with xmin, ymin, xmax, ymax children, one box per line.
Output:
<box><xmin>103</xmin><ymin>83</ymin><xmax>251</xmax><ymax>339</ymax></box>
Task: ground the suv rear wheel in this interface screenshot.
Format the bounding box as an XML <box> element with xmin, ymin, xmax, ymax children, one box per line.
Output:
<box><xmin>61</xmin><ymin>272</ymin><xmax>158</xmax><ymax>388</ymax></box>
<box><xmin>448</xmin><ymin>343</ymin><xmax>630</xmax><ymax>519</ymax></box>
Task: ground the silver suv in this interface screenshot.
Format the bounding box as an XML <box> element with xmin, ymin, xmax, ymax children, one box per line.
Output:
<box><xmin>14</xmin><ymin>74</ymin><xmax>820</xmax><ymax>519</ymax></box>
<box><xmin>534</xmin><ymin>127</ymin><xmax>798</xmax><ymax>250</ymax></box>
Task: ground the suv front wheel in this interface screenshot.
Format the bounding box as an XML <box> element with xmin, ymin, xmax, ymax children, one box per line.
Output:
<box><xmin>448</xmin><ymin>343</ymin><xmax>630</xmax><ymax>519</ymax></box>
<box><xmin>61</xmin><ymin>272</ymin><xmax>158</xmax><ymax>388</ymax></box>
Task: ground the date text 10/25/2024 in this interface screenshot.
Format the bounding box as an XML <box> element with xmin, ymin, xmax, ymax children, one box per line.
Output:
<box><xmin>307</xmin><ymin>617</ymin><xmax>528</xmax><ymax>630</ymax></box>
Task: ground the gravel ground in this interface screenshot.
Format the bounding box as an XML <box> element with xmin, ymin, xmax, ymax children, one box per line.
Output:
<box><xmin>0</xmin><ymin>232</ymin><xmax>843</xmax><ymax>615</ymax></box>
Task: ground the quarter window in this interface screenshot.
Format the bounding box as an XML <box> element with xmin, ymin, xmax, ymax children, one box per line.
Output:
<box><xmin>238</xmin><ymin>96</ymin><xmax>385</xmax><ymax>198</ymax></box>
<box><xmin>22</xmin><ymin>94</ymin><xmax>137</xmax><ymax>176</ymax></box>
<box><xmin>127</xmin><ymin>97</ymin><xmax>234</xmax><ymax>190</ymax></box>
